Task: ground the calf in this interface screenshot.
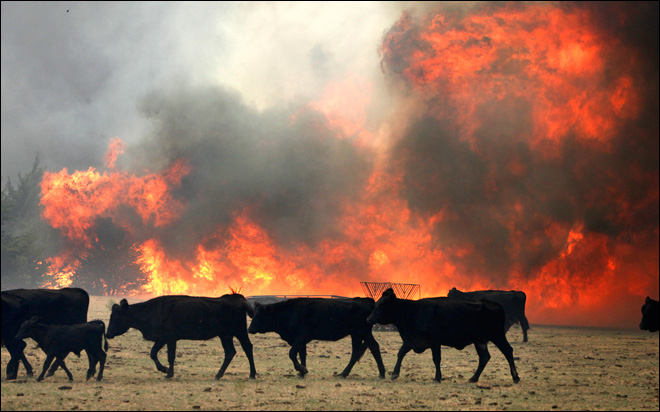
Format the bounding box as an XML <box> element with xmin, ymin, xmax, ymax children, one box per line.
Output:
<box><xmin>106</xmin><ymin>293</ymin><xmax>256</xmax><ymax>379</ymax></box>
<box><xmin>367</xmin><ymin>288</ymin><xmax>520</xmax><ymax>383</ymax></box>
<box><xmin>248</xmin><ymin>297</ymin><xmax>386</xmax><ymax>378</ymax></box>
<box><xmin>15</xmin><ymin>317</ymin><xmax>107</xmax><ymax>382</ymax></box>
<box><xmin>448</xmin><ymin>287</ymin><xmax>530</xmax><ymax>342</ymax></box>
<box><xmin>640</xmin><ymin>297</ymin><xmax>659</xmax><ymax>332</ymax></box>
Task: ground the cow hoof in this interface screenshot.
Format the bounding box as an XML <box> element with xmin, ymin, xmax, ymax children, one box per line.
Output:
<box><xmin>378</xmin><ymin>374</ymin><xmax>385</xmax><ymax>379</ymax></box>
<box><xmin>513</xmin><ymin>377</ymin><xmax>520</xmax><ymax>384</ymax></box>
<box><xmin>249</xmin><ymin>375</ymin><xmax>256</xmax><ymax>380</ymax></box>
<box><xmin>215</xmin><ymin>373</ymin><xmax>224</xmax><ymax>380</ymax></box>
<box><xmin>469</xmin><ymin>377</ymin><xmax>479</xmax><ymax>383</ymax></box>
<box><xmin>391</xmin><ymin>373</ymin><xmax>399</xmax><ymax>380</ymax></box>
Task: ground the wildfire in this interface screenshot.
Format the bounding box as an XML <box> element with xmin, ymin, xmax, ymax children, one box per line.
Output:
<box><xmin>37</xmin><ymin>2</ymin><xmax>657</xmax><ymax>328</ymax></box>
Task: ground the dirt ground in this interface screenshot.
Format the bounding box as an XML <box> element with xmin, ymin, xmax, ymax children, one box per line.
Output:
<box><xmin>1</xmin><ymin>295</ymin><xmax>658</xmax><ymax>411</ymax></box>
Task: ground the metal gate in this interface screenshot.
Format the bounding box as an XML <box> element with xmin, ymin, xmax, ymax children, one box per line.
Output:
<box><xmin>360</xmin><ymin>281</ymin><xmax>421</xmax><ymax>300</ymax></box>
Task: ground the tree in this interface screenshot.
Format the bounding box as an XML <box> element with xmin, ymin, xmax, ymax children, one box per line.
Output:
<box><xmin>1</xmin><ymin>158</ymin><xmax>51</xmax><ymax>289</ymax></box>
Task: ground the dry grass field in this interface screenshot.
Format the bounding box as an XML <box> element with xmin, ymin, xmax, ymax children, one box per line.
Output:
<box><xmin>2</xmin><ymin>295</ymin><xmax>658</xmax><ymax>411</ymax></box>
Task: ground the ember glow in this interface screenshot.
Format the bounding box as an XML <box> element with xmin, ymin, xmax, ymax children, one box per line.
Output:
<box><xmin>33</xmin><ymin>2</ymin><xmax>658</xmax><ymax>328</ymax></box>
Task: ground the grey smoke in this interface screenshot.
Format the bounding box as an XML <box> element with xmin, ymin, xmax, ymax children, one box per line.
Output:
<box><xmin>127</xmin><ymin>85</ymin><xmax>372</xmax><ymax>258</ymax></box>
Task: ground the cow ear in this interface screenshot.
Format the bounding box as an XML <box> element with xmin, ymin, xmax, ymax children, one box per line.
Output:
<box><xmin>646</xmin><ymin>296</ymin><xmax>651</xmax><ymax>303</ymax></box>
<box><xmin>253</xmin><ymin>302</ymin><xmax>261</xmax><ymax>309</ymax></box>
<box><xmin>120</xmin><ymin>299</ymin><xmax>129</xmax><ymax>311</ymax></box>
<box><xmin>30</xmin><ymin>316</ymin><xmax>44</xmax><ymax>324</ymax></box>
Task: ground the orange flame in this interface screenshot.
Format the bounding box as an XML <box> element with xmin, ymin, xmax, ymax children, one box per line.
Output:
<box><xmin>383</xmin><ymin>4</ymin><xmax>641</xmax><ymax>153</ymax></box>
<box><xmin>104</xmin><ymin>137</ymin><xmax>126</xmax><ymax>169</ymax></box>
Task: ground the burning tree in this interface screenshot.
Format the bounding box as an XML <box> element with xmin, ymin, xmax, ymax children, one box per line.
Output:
<box><xmin>71</xmin><ymin>217</ymin><xmax>146</xmax><ymax>296</ymax></box>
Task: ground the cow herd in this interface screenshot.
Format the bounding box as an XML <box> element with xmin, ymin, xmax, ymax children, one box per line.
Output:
<box><xmin>1</xmin><ymin>287</ymin><xmax>659</xmax><ymax>385</ymax></box>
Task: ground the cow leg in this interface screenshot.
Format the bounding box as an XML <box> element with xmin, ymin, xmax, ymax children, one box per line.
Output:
<box><xmin>17</xmin><ymin>339</ymin><xmax>35</xmax><ymax>378</ymax></box>
<box><xmin>236</xmin><ymin>332</ymin><xmax>257</xmax><ymax>379</ymax></box>
<box><xmin>36</xmin><ymin>355</ymin><xmax>56</xmax><ymax>382</ymax></box>
<box><xmin>391</xmin><ymin>343</ymin><xmax>412</xmax><ymax>380</ymax></box>
<box><xmin>289</xmin><ymin>341</ymin><xmax>308</xmax><ymax>377</ymax></box>
<box><xmin>86</xmin><ymin>351</ymin><xmax>98</xmax><ymax>381</ymax></box>
<box><xmin>96</xmin><ymin>348</ymin><xmax>106</xmax><ymax>381</ymax></box>
<box><xmin>215</xmin><ymin>336</ymin><xmax>237</xmax><ymax>380</ymax></box>
<box><xmin>46</xmin><ymin>346</ymin><xmax>63</xmax><ymax>377</ymax></box>
<box><xmin>431</xmin><ymin>344</ymin><xmax>442</xmax><ymax>382</ymax></box>
<box><xmin>470</xmin><ymin>342</ymin><xmax>491</xmax><ymax>383</ymax></box>
<box><xmin>299</xmin><ymin>344</ymin><xmax>307</xmax><ymax>371</ymax></box>
<box><xmin>89</xmin><ymin>346</ymin><xmax>106</xmax><ymax>381</ymax></box>
<box><xmin>56</xmin><ymin>356</ymin><xmax>74</xmax><ymax>381</ymax></box>
<box><xmin>46</xmin><ymin>361</ymin><xmax>59</xmax><ymax>377</ymax></box>
<box><xmin>365</xmin><ymin>333</ymin><xmax>386</xmax><ymax>379</ymax></box>
<box><xmin>165</xmin><ymin>341</ymin><xmax>177</xmax><ymax>378</ymax></box>
<box><xmin>339</xmin><ymin>335</ymin><xmax>368</xmax><ymax>378</ymax></box>
<box><xmin>150</xmin><ymin>341</ymin><xmax>169</xmax><ymax>374</ymax></box>
<box><xmin>5</xmin><ymin>339</ymin><xmax>30</xmax><ymax>380</ymax></box>
<box><xmin>491</xmin><ymin>336</ymin><xmax>520</xmax><ymax>383</ymax></box>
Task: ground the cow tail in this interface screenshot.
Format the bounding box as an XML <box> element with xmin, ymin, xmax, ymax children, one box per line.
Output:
<box><xmin>520</xmin><ymin>292</ymin><xmax>530</xmax><ymax>330</ymax></box>
<box><xmin>93</xmin><ymin>319</ymin><xmax>109</xmax><ymax>352</ymax></box>
<box><xmin>519</xmin><ymin>314</ymin><xmax>530</xmax><ymax>331</ymax></box>
<box><xmin>245</xmin><ymin>300</ymin><xmax>254</xmax><ymax>319</ymax></box>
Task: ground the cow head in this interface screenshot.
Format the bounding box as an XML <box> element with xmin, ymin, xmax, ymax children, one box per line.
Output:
<box><xmin>247</xmin><ymin>302</ymin><xmax>274</xmax><ymax>334</ymax></box>
<box><xmin>640</xmin><ymin>296</ymin><xmax>659</xmax><ymax>332</ymax></box>
<box><xmin>223</xmin><ymin>293</ymin><xmax>254</xmax><ymax>318</ymax></box>
<box><xmin>15</xmin><ymin>316</ymin><xmax>44</xmax><ymax>340</ymax></box>
<box><xmin>367</xmin><ymin>288</ymin><xmax>397</xmax><ymax>325</ymax></box>
<box><xmin>106</xmin><ymin>299</ymin><xmax>131</xmax><ymax>339</ymax></box>
<box><xmin>447</xmin><ymin>287</ymin><xmax>461</xmax><ymax>298</ymax></box>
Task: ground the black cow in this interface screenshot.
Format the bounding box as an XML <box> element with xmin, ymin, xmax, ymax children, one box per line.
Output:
<box><xmin>367</xmin><ymin>288</ymin><xmax>520</xmax><ymax>383</ymax></box>
<box><xmin>448</xmin><ymin>287</ymin><xmax>530</xmax><ymax>342</ymax></box>
<box><xmin>15</xmin><ymin>317</ymin><xmax>108</xmax><ymax>382</ymax></box>
<box><xmin>1</xmin><ymin>288</ymin><xmax>89</xmax><ymax>380</ymax></box>
<box><xmin>106</xmin><ymin>293</ymin><xmax>257</xmax><ymax>379</ymax></box>
<box><xmin>640</xmin><ymin>297</ymin><xmax>659</xmax><ymax>332</ymax></box>
<box><xmin>247</xmin><ymin>297</ymin><xmax>386</xmax><ymax>379</ymax></box>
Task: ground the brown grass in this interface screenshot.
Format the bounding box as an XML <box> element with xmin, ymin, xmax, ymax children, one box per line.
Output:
<box><xmin>2</xmin><ymin>295</ymin><xmax>658</xmax><ymax>411</ymax></box>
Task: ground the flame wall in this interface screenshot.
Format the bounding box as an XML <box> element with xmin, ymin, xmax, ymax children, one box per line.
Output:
<box><xmin>37</xmin><ymin>2</ymin><xmax>658</xmax><ymax>328</ymax></box>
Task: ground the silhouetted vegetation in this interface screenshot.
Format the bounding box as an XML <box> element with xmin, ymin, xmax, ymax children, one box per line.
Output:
<box><xmin>1</xmin><ymin>158</ymin><xmax>50</xmax><ymax>289</ymax></box>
